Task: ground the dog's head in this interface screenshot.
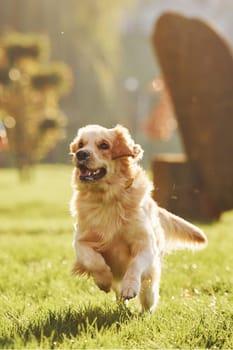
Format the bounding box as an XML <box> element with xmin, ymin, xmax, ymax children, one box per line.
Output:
<box><xmin>70</xmin><ymin>124</ymin><xmax>143</xmax><ymax>184</ymax></box>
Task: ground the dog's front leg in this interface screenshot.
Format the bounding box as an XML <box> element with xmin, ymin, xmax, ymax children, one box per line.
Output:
<box><xmin>74</xmin><ymin>241</ymin><xmax>113</xmax><ymax>292</ymax></box>
<box><xmin>120</xmin><ymin>243</ymin><xmax>153</xmax><ymax>300</ymax></box>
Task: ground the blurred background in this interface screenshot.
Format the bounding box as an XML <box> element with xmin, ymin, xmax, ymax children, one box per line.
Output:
<box><xmin>1</xmin><ymin>0</ymin><xmax>232</xmax><ymax>167</ymax></box>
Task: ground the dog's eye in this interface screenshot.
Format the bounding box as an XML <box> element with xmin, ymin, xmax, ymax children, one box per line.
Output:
<box><xmin>99</xmin><ymin>142</ymin><xmax>109</xmax><ymax>150</ymax></box>
<box><xmin>78</xmin><ymin>141</ymin><xmax>84</xmax><ymax>149</ymax></box>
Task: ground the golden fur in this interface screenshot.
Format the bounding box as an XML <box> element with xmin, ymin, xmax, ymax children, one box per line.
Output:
<box><xmin>70</xmin><ymin>124</ymin><xmax>207</xmax><ymax>312</ymax></box>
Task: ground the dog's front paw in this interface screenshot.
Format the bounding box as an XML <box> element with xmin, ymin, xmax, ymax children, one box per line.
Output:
<box><xmin>120</xmin><ymin>278</ymin><xmax>140</xmax><ymax>300</ymax></box>
<box><xmin>93</xmin><ymin>269</ymin><xmax>113</xmax><ymax>293</ymax></box>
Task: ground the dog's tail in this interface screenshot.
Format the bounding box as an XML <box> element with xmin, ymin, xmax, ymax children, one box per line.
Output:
<box><xmin>158</xmin><ymin>207</ymin><xmax>207</xmax><ymax>252</ymax></box>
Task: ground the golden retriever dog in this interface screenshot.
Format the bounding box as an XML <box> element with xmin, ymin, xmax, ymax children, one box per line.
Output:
<box><xmin>70</xmin><ymin>124</ymin><xmax>207</xmax><ymax>312</ymax></box>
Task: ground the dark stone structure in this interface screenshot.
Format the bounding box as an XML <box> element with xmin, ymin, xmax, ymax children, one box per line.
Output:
<box><xmin>151</xmin><ymin>12</ymin><xmax>233</xmax><ymax>220</ymax></box>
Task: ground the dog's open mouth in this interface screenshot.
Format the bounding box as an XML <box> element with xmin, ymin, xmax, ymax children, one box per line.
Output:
<box><xmin>78</xmin><ymin>165</ymin><xmax>107</xmax><ymax>182</ymax></box>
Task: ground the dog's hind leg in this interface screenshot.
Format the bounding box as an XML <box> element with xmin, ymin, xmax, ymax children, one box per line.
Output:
<box><xmin>139</xmin><ymin>262</ymin><xmax>161</xmax><ymax>312</ymax></box>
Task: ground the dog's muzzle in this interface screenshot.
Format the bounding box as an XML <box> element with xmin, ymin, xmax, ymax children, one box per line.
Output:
<box><xmin>76</xmin><ymin>150</ymin><xmax>107</xmax><ymax>182</ymax></box>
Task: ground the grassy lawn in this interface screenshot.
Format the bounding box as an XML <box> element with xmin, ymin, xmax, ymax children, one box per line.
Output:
<box><xmin>0</xmin><ymin>164</ymin><xmax>232</xmax><ymax>349</ymax></box>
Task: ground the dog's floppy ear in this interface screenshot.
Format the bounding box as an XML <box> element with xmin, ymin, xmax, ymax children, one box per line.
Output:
<box><xmin>111</xmin><ymin>125</ymin><xmax>143</xmax><ymax>160</ymax></box>
<box><xmin>69</xmin><ymin>138</ymin><xmax>78</xmax><ymax>155</ymax></box>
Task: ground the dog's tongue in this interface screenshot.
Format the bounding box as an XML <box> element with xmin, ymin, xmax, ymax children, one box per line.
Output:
<box><xmin>80</xmin><ymin>167</ymin><xmax>92</xmax><ymax>176</ymax></box>
<box><xmin>79</xmin><ymin>165</ymin><xmax>106</xmax><ymax>182</ymax></box>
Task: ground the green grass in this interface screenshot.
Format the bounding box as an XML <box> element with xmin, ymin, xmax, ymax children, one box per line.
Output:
<box><xmin>0</xmin><ymin>164</ymin><xmax>232</xmax><ymax>349</ymax></box>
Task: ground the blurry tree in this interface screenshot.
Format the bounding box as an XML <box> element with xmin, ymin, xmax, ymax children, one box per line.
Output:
<box><xmin>72</xmin><ymin>0</ymin><xmax>133</xmax><ymax>124</ymax></box>
<box><xmin>0</xmin><ymin>32</ymin><xmax>71</xmax><ymax>177</ymax></box>
<box><xmin>0</xmin><ymin>0</ymin><xmax>134</xmax><ymax>159</ymax></box>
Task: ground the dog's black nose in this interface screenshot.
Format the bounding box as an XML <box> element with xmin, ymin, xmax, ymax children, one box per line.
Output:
<box><xmin>76</xmin><ymin>150</ymin><xmax>90</xmax><ymax>161</ymax></box>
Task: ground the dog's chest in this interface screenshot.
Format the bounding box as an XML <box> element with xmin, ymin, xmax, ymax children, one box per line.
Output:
<box><xmin>78</xmin><ymin>198</ymin><xmax>130</xmax><ymax>235</ymax></box>
<box><xmin>77</xmin><ymin>198</ymin><xmax>136</xmax><ymax>266</ymax></box>
<box><xmin>102</xmin><ymin>237</ymin><xmax>132</xmax><ymax>279</ymax></box>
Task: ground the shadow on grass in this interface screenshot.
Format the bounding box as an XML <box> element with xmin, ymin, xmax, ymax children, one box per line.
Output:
<box><xmin>1</xmin><ymin>303</ymin><xmax>136</xmax><ymax>348</ymax></box>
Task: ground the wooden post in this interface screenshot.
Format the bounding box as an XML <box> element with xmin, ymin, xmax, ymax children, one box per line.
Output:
<box><xmin>152</xmin><ymin>154</ymin><xmax>220</xmax><ymax>220</ymax></box>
